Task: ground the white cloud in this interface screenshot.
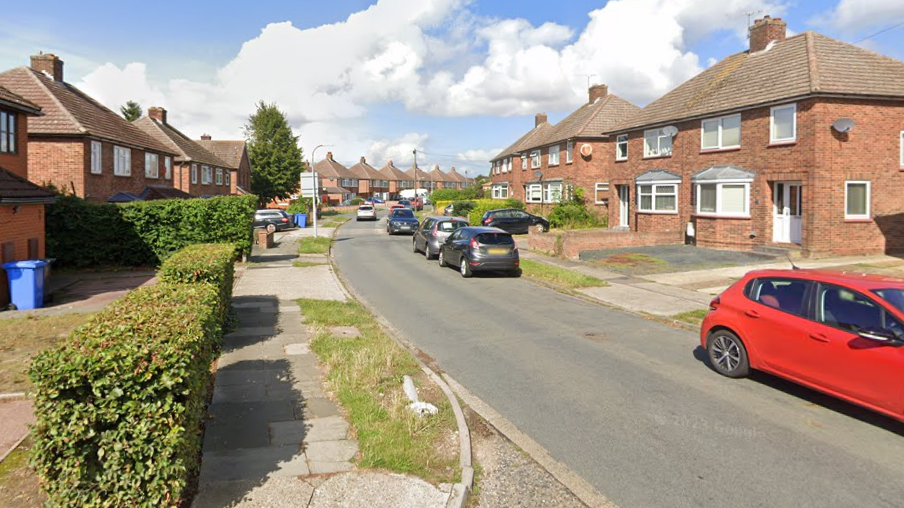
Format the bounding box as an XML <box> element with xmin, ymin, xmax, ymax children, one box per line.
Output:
<box><xmin>815</xmin><ymin>0</ymin><xmax>904</xmax><ymax>33</ymax></box>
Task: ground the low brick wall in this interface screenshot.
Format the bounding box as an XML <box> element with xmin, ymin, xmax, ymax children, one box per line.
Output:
<box><xmin>528</xmin><ymin>228</ymin><xmax>682</xmax><ymax>259</ymax></box>
<box><xmin>255</xmin><ymin>229</ymin><xmax>274</xmax><ymax>249</ymax></box>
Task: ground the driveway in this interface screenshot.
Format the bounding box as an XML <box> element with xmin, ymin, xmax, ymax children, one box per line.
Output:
<box><xmin>578</xmin><ymin>244</ymin><xmax>777</xmax><ymax>276</ymax></box>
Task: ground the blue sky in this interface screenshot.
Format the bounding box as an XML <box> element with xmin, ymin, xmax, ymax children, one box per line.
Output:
<box><xmin>2</xmin><ymin>0</ymin><xmax>903</xmax><ymax>176</ymax></box>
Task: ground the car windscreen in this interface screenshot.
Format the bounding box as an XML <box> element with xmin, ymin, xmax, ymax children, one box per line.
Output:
<box><xmin>392</xmin><ymin>210</ymin><xmax>415</xmax><ymax>218</ymax></box>
<box><xmin>873</xmin><ymin>288</ymin><xmax>904</xmax><ymax>314</ymax></box>
<box><xmin>438</xmin><ymin>221</ymin><xmax>467</xmax><ymax>232</ymax></box>
<box><xmin>475</xmin><ymin>233</ymin><xmax>514</xmax><ymax>245</ymax></box>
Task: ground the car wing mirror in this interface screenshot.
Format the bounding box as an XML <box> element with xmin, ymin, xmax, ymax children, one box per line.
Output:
<box><xmin>858</xmin><ymin>326</ymin><xmax>897</xmax><ymax>344</ymax></box>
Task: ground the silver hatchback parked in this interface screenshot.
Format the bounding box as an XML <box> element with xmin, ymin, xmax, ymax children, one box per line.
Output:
<box><xmin>412</xmin><ymin>216</ymin><xmax>469</xmax><ymax>259</ymax></box>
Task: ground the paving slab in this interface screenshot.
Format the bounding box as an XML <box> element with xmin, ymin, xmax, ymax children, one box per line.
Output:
<box><xmin>234</xmin><ymin>265</ymin><xmax>346</xmax><ymax>302</ymax></box>
<box><xmin>578</xmin><ymin>285</ymin><xmax>706</xmax><ymax>316</ymax></box>
<box><xmin>308</xmin><ymin>472</ymin><xmax>447</xmax><ymax>508</ymax></box>
<box><xmin>193</xmin><ymin>477</ymin><xmax>315</xmax><ymax>508</ymax></box>
<box><xmin>303</xmin><ymin>397</ymin><xmax>342</xmax><ymax>419</ymax></box>
<box><xmin>198</xmin><ymin>446</ymin><xmax>310</xmax><ymax>483</ymax></box>
<box><xmin>303</xmin><ymin>440</ymin><xmax>358</xmax><ymax>463</ymax></box>
<box><xmin>303</xmin><ymin>416</ymin><xmax>349</xmax><ymax>443</ymax></box>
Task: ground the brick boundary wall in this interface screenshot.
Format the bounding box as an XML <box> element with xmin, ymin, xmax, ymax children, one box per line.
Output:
<box><xmin>528</xmin><ymin>228</ymin><xmax>682</xmax><ymax>259</ymax></box>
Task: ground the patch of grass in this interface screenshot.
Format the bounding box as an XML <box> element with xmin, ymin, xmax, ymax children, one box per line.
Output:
<box><xmin>0</xmin><ymin>437</ymin><xmax>46</xmax><ymax>507</ymax></box>
<box><xmin>292</xmin><ymin>261</ymin><xmax>326</xmax><ymax>268</ymax></box>
<box><xmin>520</xmin><ymin>259</ymin><xmax>607</xmax><ymax>289</ymax></box>
<box><xmin>297</xmin><ymin>299</ymin><xmax>459</xmax><ymax>484</ymax></box>
<box><xmin>672</xmin><ymin>309</ymin><xmax>709</xmax><ymax>326</ymax></box>
<box><xmin>0</xmin><ymin>313</ymin><xmax>92</xmax><ymax>393</ymax></box>
<box><xmin>320</xmin><ymin>217</ymin><xmax>350</xmax><ymax>228</ymax></box>
<box><xmin>297</xmin><ymin>236</ymin><xmax>333</xmax><ymax>254</ymax></box>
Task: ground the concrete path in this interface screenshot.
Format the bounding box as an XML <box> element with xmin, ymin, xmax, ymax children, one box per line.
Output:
<box><xmin>194</xmin><ymin>226</ymin><xmax>450</xmax><ymax>508</ymax></box>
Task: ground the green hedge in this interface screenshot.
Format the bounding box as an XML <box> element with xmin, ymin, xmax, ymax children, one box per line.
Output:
<box><xmin>28</xmin><ymin>282</ymin><xmax>223</xmax><ymax>507</ymax></box>
<box><xmin>46</xmin><ymin>194</ymin><xmax>256</xmax><ymax>268</ymax></box>
<box><xmin>159</xmin><ymin>243</ymin><xmax>236</xmax><ymax>327</ymax></box>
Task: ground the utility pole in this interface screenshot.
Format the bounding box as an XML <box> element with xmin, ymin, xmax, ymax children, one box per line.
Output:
<box><xmin>412</xmin><ymin>148</ymin><xmax>418</xmax><ymax>199</ymax></box>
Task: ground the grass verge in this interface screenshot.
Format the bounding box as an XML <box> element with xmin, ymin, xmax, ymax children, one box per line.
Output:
<box><xmin>297</xmin><ymin>298</ymin><xmax>459</xmax><ymax>484</ymax></box>
<box><xmin>293</xmin><ymin>261</ymin><xmax>327</xmax><ymax>268</ymax></box>
<box><xmin>672</xmin><ymin>309</ymin><xmax>709</xmax><ymax>326</ymax></box>
<box><xmin>320</xmin><ymin>217</ymin><xmax>350</xmax><ymax>228</ymax></box>
<box><xmin>297</xmin><ymin>236</ymin><xmax>333</xmax><ymax>254</ymax></box>
<box><xmin>520</xmin><ymin>259</ymin><xmax>607</xmax><ymax>289</ymax></box>
<box><xmin>0</xmin><ymin>437</ymin><xmax>45</xmax><ymax>507</ymax></box>
<box><xmin>0</xmin><ymin>314</ymin><xmax>92</xmax><ymax>393</ymax></box>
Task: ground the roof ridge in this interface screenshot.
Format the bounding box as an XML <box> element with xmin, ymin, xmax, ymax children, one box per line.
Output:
<box><xmin>24</xmin><ymin>67</ymin><xmax>85</xmax><ymax>133</ymax></box>
<box><xmin>805</xmin><ymin>31</ymin><xmax>821</xmax><ymax>92</ymax></box>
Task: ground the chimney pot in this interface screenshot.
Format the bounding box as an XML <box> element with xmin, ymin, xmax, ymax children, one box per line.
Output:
<box><xmin>360</xmin><ymin>156</ymin><xmax>366</xmax><ymax>163</ymax></box>
<box><xmin>327</xmin><ymin>151</ymin><xmax>333</xmax><ymax>160</ymax></box>
<box><xmin>149</xmin><ymin>107</ymin><xmax>168</xmax><ymax>124</ymax></box>
<box><xmin>535</xmin><ymin>113</ymin><xmax>548</xmax><ymax>128</ymax></box>
<box><xmin>589</xmin><ymin>84</ymin><xmax>609</xmax><ymax>103</ymax></box>
<box><xmin>749</xmin><ymin>15</ymin><xmax>786</xmax><ymax>53</ymax></box>
<box><xmin>200</xmin><ymin>133</ymin><xmax>212</xmax><ymax>141</ymax></box>
<box><xmin>30</xmin><ymin>53</ymin><xmax>64</xmax><ymax>82</ymax></box>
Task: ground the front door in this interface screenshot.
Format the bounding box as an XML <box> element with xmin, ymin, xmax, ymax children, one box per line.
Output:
<box><xmin>772</xmin><ymin>182</ymin><xmax>802</xmax><ymax>244</ymax></box>
<box><xmin>618</xmin><ymin>186</ymin><xmax>629</xmax><ymax>228</ymax></box>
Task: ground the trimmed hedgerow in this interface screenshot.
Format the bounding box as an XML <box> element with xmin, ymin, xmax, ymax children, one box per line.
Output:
<box><xmin>158</xmin><ymin>243</ymin><xmax>236</xmax><ymax>327</ymax></box>
<box><xmin>46</xmin><ymin>194</ymin><xmax>256</xmax><ymax>268</ymax></box>
<box><xmin>28</xmin><ymin>282</ymin><xmax>222</xmax><ymax>508</ymax></box>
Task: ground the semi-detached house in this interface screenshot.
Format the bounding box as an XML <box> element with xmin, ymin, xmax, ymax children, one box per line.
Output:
<box><xmin>0</xmin><ymin>54</ymin><xmax>178</xmax><ymax>202</ymax></box>
<box><xmin>377</xmin><ymin>160</ymin><xmax>412</xmax><ymax>195</ymax></box>
<box><xmin>196</xmin><ymin>135</ymin><xmax>253</xmax><ymax>196</ymax></box>
<box><xmin>606</xmin><ymin>16</ymin><xmax>904</xmax><ymax>257</ymax></box>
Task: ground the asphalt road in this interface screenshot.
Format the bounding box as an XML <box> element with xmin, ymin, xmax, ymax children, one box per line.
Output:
<box><xmin>333</xmin><ymin>215</ymin><xmax>904</xmax><ymax>508</ymax></box>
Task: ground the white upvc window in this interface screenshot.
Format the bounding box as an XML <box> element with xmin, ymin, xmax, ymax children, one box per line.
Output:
<box><xmin>701</xmin><ymin>114</ymin><xmax>741</xmax><ymax>150</ymax></box>
<box><xmin>521</xmin><ymin>154</ymin><xmax>527</xmax><ymax>169</ymax></box>
<box><xmin>216</xmin><ymin>168</ymin><xmax>223</xmax><ymax>185</ymax></box>
<box><xmin>616</xmin><ymin>134</ymin><xmax>628</xmax><ymax>161</ymax></box>
<box><xmin>113</xmin><ymin>146</ymin><xmax>131</xmax><ymax>176</ymax></box>
<box><xmin>506</xmin><ymin>157</ymin><xmax>511</xmax><ymax>173</ymax></box>
<box><xmin>90</xmin><ymin>141</ymin><xmax>102</xmax><ymax>174</ymax></box>
<box><xmin>164</xmin><ymin>156</ymin><xmax>172</xmax><ymax>180</ymax></box>
<box><xmin>770</xmin><ymin>103</ymin><xmax>797</xmax><ymax>143</ymax></box>
<box><xmin>0</xmin><ymin>110</ymin><xmax>16</xmax><ymax>154</ymax></box>
<box><xmin>566</xmin><ymin>141</ymin><xmax>573</xmax><ymax>164</ymax></box>
<box><xmin>900</xmin><ymin>131</ymin><xmax>903</xmax><ymax>167</ymax></box>
<box><xmin>491</xmin><ymin>183</ymin><xmax>509</xmax><ymax>199</ymax></box>
<box><xmin>549</xmin><ymin>144</ymin><xmax>560</xmax><ymax>166</ymax></box>
<box><xmin>145</xmin><ymin>153</ymin><xmax>159</xmax><ymax>178</ymax></box>
<box><xmin>530</xmin><ymin>150</ymin><xmax>540</xmax><ymax>168</ymax></box>
<box><xmin>595</xmin><ymin>182</ymin><xmax>610</xmax><ymax>204</ymax></box>
<box><xmin>201</xmin><ymin>165</ymin><xmax>211</xmax><ymax>184</ymax></box>
<box><xmin>225</xmin><ymin>170</ymin><xmax>230</xmax><ymax>187</ymax></box>
<box><xmin>695</xmin><ymin>182</ymin><xmax>750</xmax><ymax>217</ymax></box>
<box><xmin>845</xmin><ymin>181</ymin><xmax>871</xmax><ymax>219</ymax></box>
<box><xmin>544</xmin><ymin>182</ymin><xmax>562</xmax><ymax>203</ymax></box>
<box><xmin>526</xmin><ymin>184</ymin><xmax>542</xmax><ymax>203</ymax></box>
<box><xmin>637</xmin><ymin>182</ymin><xmax>678</xmax><ymax>213</ymax></box>
<box><xmin>643</xmin><ymin>129</ymin><xmax>672</xmax><ymax>158</ymax></box>
<box><xmin>191</xmin><ymin>164</ymin><xmax>198</xmax><ymax>184</ymax></box>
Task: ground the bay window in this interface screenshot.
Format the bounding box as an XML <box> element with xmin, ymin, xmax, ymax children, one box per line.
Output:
<box><xmin>638</xmin><ymin>184</ymin><xmax>677</xmax><ymax>212</ymax></box>
<box><xmin>695</xmin><ymin>183</ymin><xmax>749</xmax><ymax>216</ymax></box>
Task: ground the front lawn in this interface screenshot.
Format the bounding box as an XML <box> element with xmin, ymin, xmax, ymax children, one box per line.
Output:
<box><xmin>672</xmin><ymin>309</ymin><xmax>709</xmax><ymax>326</ymax></box>
<box><xmin>0</xmin><ymin>313</ymin><xmax>92</xmax><ymax>393</ymax></box>
<box><xmin>297</xmin><ymin>236</ymin><xmax>333</xmax><ymax>254</ymax></box>
<box><xmin>520</xmin><ymin>259</ymin><xmax>607</xmax><ymax>289</ymax></box>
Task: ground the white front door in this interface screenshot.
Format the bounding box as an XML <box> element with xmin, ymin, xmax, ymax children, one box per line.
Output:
<box><xmin>618</xmin><ymin>186</ymin><xmax>629</xmax><ymax>228</ymax></box>
<box><xmin>772</xmin><ymin>182</ymin><xmax>802</xmax><ymax>244</ymax></box>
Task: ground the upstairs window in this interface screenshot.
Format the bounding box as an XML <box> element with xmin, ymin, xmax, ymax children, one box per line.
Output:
<box><xmin>90</xmin><ymin>141</ymin><xmax>102</xmax><ymax>174</ymax></box>
<box><xmin>616</xmin><ymin>134</ymin><xmax>628</xmax><ymax>161</ymax></box>
<box><xmin>643</xmin><ymin>129</ymin><xmax>672</xmax><ymax>158</ymax></box>
<box><xmin>770</xmin><ymin>104</ymin><xmax>796</xmax><ymax>143</ymax></box>
<box><xmin>549</xmin><ymin>144</ymin><xmax>560</xmax><ymax>166</ymax></box>
<box><xmin>900</xmin><ymin>131</ymin><xmax>903</xmax><ymax>167</ymax></box>
<box><xmin>114</xmin><ymin>146</ymin><xmax>131</xmax><ymax>176</ymax></box>
<box><xmin>530</xmin><ymin>150</ymin><xmax>540</xmax><ymax>168</ymax></box>
<box><xmin>566</xmin><ymin>141</ymin><xmax>573</xmax><ymax>164</ymax></box>
<box><xmin>521</xmin><ymin>154</ymin><xmax>527</xmax><ymax>169</ymax></box>
<box><xmin>164</xmin><ymin>156</ymin><xmax>172</xmax><ymax>180</ymax></box>
<box><xmin>145</xmin><ymin>153</ymin><xmax>159</xmax><ymax>178</ymax></box>
<box><xmin>0</xmin><ymin>110</ymin><xmax>16</xmax><ymax>154</ymax></box>
<box><xmin>191</xmin><ymin>164</ymin><xmax>198</xmax><ymax>184</ymax></box>
<box><xmin>701</xmin><ymin>114</ymin><xmax>741</xmax><ymax>150</ymax></box>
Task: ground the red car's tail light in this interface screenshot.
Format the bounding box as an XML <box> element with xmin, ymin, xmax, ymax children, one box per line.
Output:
<box><xmin>470</xmin><ymin>238</ymin><xmax>480</xmax><ymax>250</ymax></box>
<box><xmin>483</xmin><ymin>217</ymin><xmax>491</xmax><ymax>225</ymax></box>
<box><xmin>709</xmin><ymin>296</ymin><xmax>720</xmax><ymax>310</ymax></box>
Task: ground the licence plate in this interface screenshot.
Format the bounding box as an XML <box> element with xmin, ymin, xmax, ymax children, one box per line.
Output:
<box><xmin>488</xmin><ymin>248</ymin><xmax>508</xmax><ymax>255</ymax></box>
<box><xmin>400</xmin><ymin>225</ymin><xmax>411</xmax><ymax>229</ymax></box>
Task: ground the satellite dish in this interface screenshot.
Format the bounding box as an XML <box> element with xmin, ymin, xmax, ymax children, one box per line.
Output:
<box><xmin>580</xmin><ymin>143</ymin><xmax>593</xmax><ymax>157</ymax></box>
<box><xmin>662</xmin><ymin>125</ymin><xmax>679</xmax><ymax>137</ymax></box>
<box><xmin>832</xmin><ymin>118</ymin><xmax>855</xmax><ymax>133</ymax></box>
<box><xmin>534</xmin><ymin>171</ymin><xmax>543</xmax><ymax>179</ymax></box>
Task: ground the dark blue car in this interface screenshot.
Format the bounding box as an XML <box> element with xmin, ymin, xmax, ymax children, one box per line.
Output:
<box><xmin>386</xmin><ymin>208</ymin><xmax>419</xmax><ymax>235</ymax></box>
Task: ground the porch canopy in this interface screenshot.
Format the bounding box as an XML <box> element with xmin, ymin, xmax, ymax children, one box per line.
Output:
<box><xmin>691</xmin><ymin>165</ymin><xmax>755</xmax><ymax>182</ymax></box>
<box><xmin>635</xmin><ymin>169</ymin><xmax>681</xmax><ymax>183</ymax></box>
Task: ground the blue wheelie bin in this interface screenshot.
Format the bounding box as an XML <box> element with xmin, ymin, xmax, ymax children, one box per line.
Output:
<box><xmin>2</xmin><ymin>259</ymin><xmax>48</xmax><ymax>310</ymax></box>
<box><xmin>295</xmin><ymin>213</ymin><xmax>307</xmax><ymax>228</ymax></box>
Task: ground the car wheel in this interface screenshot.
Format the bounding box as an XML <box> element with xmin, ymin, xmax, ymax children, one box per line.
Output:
<box><xmin>425</xmin><ymin>246</ymin><xmax>435</xmax><ymax>260</ymax></box>
<box><xmin>535</xmin><ymin>223</ymin><xmax>547</xmax><ymax>233</ymax></box>
<box><xmin>438</xmin><ymin>250</ymin><xmax>446</xmax><ymax>267</ymax></box>
<box><xmin>707</xmin><ymin>330</ymin><xmax>750</xmax><ymax>378</ymax></box>
<box><xmin>460</xmin><ymin>257</ymin><xmax>472</xmax><ymax>278</ymax></box>
<box><xmin>509</xmin><ymin>268</ymin><xmax>522</xmax><ymax>278</ymax></box>
<box><xmin>266</xmin><ymin>223</ymin><xmax>276</xmax><ymax>234</ymax></box>
<box><xmin>412</xmin><ymin>239</ymin><xmax>419</xmax><ymax>253</ymax></box>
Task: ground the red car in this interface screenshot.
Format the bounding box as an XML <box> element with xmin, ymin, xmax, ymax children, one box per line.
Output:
<box><xmin>702</xmin><ymin>269</ymin><xmax>904</xmax><ymax>422</ymax></box>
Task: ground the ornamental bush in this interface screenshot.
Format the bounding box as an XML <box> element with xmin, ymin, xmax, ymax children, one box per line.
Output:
<box><xmin>46</xmin><ymin>194</ymin><xmax>256</xmax><ymax>268</ymax></box>
<box><xmin>159</xmin><ymin>243</ymin><xmax>236</xmax><ymax>328</ymax></box>
<box><xmin>28</xmin><ymin>282</ymin><xmax>223</xmax><ymax>507</ymax></box>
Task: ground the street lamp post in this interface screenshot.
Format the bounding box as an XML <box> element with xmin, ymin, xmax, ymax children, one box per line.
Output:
<box><xmin>309</xmin><ymin>144</ymin><xmax>328</xmax><ymax>238</ymax></box>
<box><xmin>412</xmin><ymin>149</ymin><xmax>418</xmax><ymax>200</ymax></box>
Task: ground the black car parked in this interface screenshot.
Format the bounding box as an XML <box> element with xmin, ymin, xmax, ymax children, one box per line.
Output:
<box><xmin>438</xmin><ymin>226</ymin><xmax>520</xmax><ymax>278</ymax></box>
<box><xmin>254</xmin><ymin>209</ymin><xmax>292</xmax><ymax>233</ymax></box>
<box><xmin>480</xmin><ymin>209</ymin><xmax>549</xmax><ymax>234</ymax></box>
<box><xmin>386</xmin><ymin>208</ymin><xmax>419</xmax><ymax>235</ymax></box>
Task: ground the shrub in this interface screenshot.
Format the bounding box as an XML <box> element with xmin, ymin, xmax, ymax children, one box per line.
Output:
<box><xmin>547</xmin><ymin>187</ymin><xmax>607</xmax><ymax>229</ymax></box>
<box><xmin>286</xmin><ymin>198</ymin><xmax>315</xmax><ymax>215</ymax></box>
<box><xmin>429</xmin><ymin>186</ymin><xmax>483</xmax><ymax>203</ymax></box>
<box><xmin>158</xmin><ymin>243</ymin><xmax>236</xmax><ymax>327</ymax></box>
<box><xmin>46</xmin><ymin>194</ymin><xmax>256</xmax><ymax>268</ymax></box>
<box><xmin>28</xmin><ymin>282</ymin><xmax>223</xmax><ymax>507</ymax></box>
<box><xmin>450</xmin><ymin>200</ymin><xmax>476</xmax><ymax>217</ymax></box>
<box><xmin>349</xmin><ymin>197</ymin><xmax>364</xmax><ymax>205</ymax></box>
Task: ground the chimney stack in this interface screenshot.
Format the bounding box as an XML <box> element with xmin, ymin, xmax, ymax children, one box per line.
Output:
<box><xmin>327</xmin><ymin>151</ymin><xmax>333</xmax><ymax>161</ymax></box>
<box><xmin>148</xmin><ymin>107</ymin><xmax>168</xmax><ymax>124</ymax></box>
<box><xmin>200</xmin><ymin>134</ymin><xmax>212</xmax><ymax>140</ymax></box>
<box><xmin>360</xmin><ymin>156</ymin><xmax>366</xmax><ymax>163</ymax></box>
<box><xmin>535</xmin><ymin>113</ymin><xmax>548</xmax><ymax>128</ymax></box>
<box><xmin>749</xmin><ymin>16</ymin><xmax>786</xmax><ymax>53</ymax></box>
<box><xmin>30</xmin><ymin>53</ymin><xmax>64</xmax><ymax>82</ymax></box>
<box><xmin>589</xmin><ymin>84</ymin><xmax>608</xmax><ymax>103</ymax></box>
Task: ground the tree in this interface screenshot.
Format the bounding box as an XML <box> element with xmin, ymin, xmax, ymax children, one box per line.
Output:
<box><xmin>120</xmin><ymin>100</ymin><xmax>142</xmax><ymax>121</ymax></box>
<box><xmin>244</xmin><ymin>101</ymin><xmax>304</xmax><ymax>208</ymax></box>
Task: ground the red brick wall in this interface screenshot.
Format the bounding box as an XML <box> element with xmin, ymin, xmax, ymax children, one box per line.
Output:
<box><xmin>0</xmin><ymin>110</ymin><xmax>28</xmax><ymax>179</ymax></box>
<box><xmin>528</xmin><ymin>227</ymin><xmax>681</xmax><ymax>259</ymax></box>
<box><xmin>0</xmin><ymin>204</ymin><xmax>45</xmax><ymax>307</ymax></box>
<box><xmin>27</xmin><ymin>138</ymin><xmax>85</xmax><ymax>197</ymax></box>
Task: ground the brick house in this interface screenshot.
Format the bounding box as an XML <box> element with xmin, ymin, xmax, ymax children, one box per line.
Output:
<box><xmin>312</xmin><ymin>152</ymin><xmax>353</xmax><ymax>204</ymax></box>
<box><xmin>196</xmin><ymin>135</ymin><xmax>252</xmax><ymax>195</ymax></box>
<box><xmin>404</xmin><ymin>164</ymin><xmax>431</xmax><ymax>194</ymax></box>
<box><xmin>0</xmin><ymin>54</ymin><xmax>178</xmax><ymax>202</ymax></box>
<box><xmin>489</xmin><ymin>85</ymin><xmax>639</xmax><ymax>207</ymax></box>
<box><xmin>377</xmin><ymin>160</ymin><xmax>412</xmax><ymax>195</ymax></box>
<box><xmin>605</xmin><ymin>16</ymin><xmax>904</xmax><ymax>257</ymax></box>
<box><xmin>134</xmin><ymin>107</ymin><xmax>230</xmax><ymax>197</ymax></box>
<box><xmin>348</xmin><ymin>156</ymin><xmax>384</xmax><ymax>199</ymax></box>
<box><xmin>0</xmin><ymin>85</ymin><xmax>56</xmax><ymax>307</ymax></box>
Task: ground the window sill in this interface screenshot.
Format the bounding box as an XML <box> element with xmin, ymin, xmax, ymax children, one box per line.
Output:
<box><xmin>637</xmin><ymin>210</ymin><xmax>678</xmax><ymax>215</ymax></box>
<box><xmin>642</xmin><ymin>154</ymin><xmax>672</xmax><ymax>160</ymax></box>
<box><xmin>700</xmin><ymin>147</ymin><xmax>741</xmax><ymax>154</ymax></box>
<box><xmin>693</xmin><ymin>213</ymin><xmax>751</xmax><ymax>220</ymax></box>
<box><xmin>615</xmin><ymin>158</ymin><xmax>628</xmax><ymax>163</ymax></box>
<box><xmin>113</xmin><ymin>173</ymin><xmax>131</xmax><ymax>178</ymax></box>
<box><xmin>843</xmin><ymin>218</ymin><xmax>873</xmax><ymax>223</ymax></box>
<box><xmin>549</xmin><ymin>163</ymin><xmax>559</xmax><ymax>167</ymax></box>
<box><xmin>566</xmin><ymin>161</ymin><xmax>573</xmax><ymax>165</ymax></box>
<box><xmin>768</xmin><ymin>140</ymin><xmax>797</xmax><ymax>147</ymax></box>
